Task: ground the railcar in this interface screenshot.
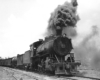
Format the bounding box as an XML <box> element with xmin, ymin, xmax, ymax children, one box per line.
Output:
<box><xmin>4</xmin><ymin>58</ymin><xmax>12</xmax><ymax>67</ymax></box>
<box><xmin>23</xmin><ymin>50</ymin><xmax>32</xmax><ymax>70</ymax></box>
<box><xmin>17</xmin><ymin>54</ymin><xmax>23</xmax><ymax>69</ymax></box>
<box><xmin>0</xmin><ymin>59</ymin><xmax>5</xmax><ymax>66</ymax></box>
<box><xmin>11</xmin><ymin>57</ymin><xmax>17</xmax><ymax>68</ymax></box>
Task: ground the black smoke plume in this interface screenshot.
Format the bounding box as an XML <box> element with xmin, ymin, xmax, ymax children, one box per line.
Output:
<box><xmin>47</xmin><ymin>0</ymin><xmax>79</xmax><ymax>36</ymax></box>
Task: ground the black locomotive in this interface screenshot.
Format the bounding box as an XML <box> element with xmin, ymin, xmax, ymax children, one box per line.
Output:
<box><xmin>30</xmin><ymin>34</ymin><xmax>81</xmax><ymax>75</ymax></box>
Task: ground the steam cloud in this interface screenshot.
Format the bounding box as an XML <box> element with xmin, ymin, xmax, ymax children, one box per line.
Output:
<box><xmin>47</xmin><ymin>0</ymin><xmax>79</xmax><ymax>36</ymax></box>
<box><xmin>74</xmin><ymin>26</ymin><xmax>100</xmax><ymax>70</ymax></box>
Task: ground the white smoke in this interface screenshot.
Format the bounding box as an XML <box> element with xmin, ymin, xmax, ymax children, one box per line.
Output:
<box><xmin>72</xmin><ymin>0</ymin><xmax>100</xmax><ymax>70</ymax></box>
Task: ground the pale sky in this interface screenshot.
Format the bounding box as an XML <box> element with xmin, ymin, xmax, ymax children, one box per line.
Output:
<box><xmin>0</xmin><ymin>0</ymin><xmax>100</xmax><ymax>58</ymax></box>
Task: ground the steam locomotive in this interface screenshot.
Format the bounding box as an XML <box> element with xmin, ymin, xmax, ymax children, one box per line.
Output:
<box><xmin>30</xmin><ymin>34</ymin><xmax>81</xmax><ymax>75</ymax></box>
<box><xmin>0</xmin><ymin>34</ymin><xmax>81</xmax><ymax>75</ymax></box>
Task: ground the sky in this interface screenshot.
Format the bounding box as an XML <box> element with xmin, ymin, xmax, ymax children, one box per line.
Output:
<box><xmin>0</xmin><ymin>0</ymin><xmax>100</xmax><ymax>58</ymax></box>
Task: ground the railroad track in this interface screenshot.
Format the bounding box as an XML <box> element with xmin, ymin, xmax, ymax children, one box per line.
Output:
<box><xmin>74</xmin><ymin>75</ymin><xmax>100</xmax><ymax>80</ymax></box>
<box><xmin>57</xmin><ymin>74</ymin><xmax>100</xmax><ymax>80</ymax></box>
<box><xmin>57</xmin><ymin>76</ymin><xmax>99</xmax><ymax>80</ymax></box>
<box><xmin>2</xmin><ymin>67</ymin><xmax>17</xmax><ymax>80</ymax></box>
<box><xmin>2</xmin><ymin>67</ymin><xmax>100</xmax><ymax>80</ymax></box>
<box><xmin>3</xmin><ymin>68</ymin><xmax>18</xmax><ymax>80</ymax></box>
<box><xmin>3</xmin><ymin>67</ymin><xmax>44</xmax><ymax>80</ymax></box>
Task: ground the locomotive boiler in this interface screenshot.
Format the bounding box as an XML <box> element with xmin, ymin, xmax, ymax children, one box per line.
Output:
<box><xmin>31</xmin><ymin>34</ymin><xmax>80</xmax><ymax>75</ymax></box>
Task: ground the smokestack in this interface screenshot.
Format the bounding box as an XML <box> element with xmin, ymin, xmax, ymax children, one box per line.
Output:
<box><xmin>47</xmin><ymin>0</ymin><xmax>79</xmax><ymax>36</ymax></box>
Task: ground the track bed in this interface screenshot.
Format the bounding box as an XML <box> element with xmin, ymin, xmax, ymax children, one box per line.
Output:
<box><xmin>0</xmin><ymin>66</ymin><xmax>100</xmax><ymax>80</ymax></box>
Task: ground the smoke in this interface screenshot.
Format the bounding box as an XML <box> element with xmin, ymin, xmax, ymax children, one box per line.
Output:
<box><xmin>62</xmin><ymin>27</ymin><xmax>77</xmax><ymax>38</ymax></box>
<box><xmin>47</xmin><ymin>0</ymin><xmax>79</xmax><ymax>36</ymax></box>
<box><xmin>73</xmin><ymin>25</ymin><xmax>100</xmax><ymax>70</ymax></box>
